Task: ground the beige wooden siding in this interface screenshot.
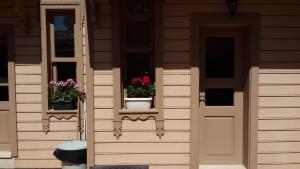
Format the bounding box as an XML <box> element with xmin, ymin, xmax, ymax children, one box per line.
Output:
<box><xmin>162</xmin><ymin>2</ymin><xmax>192</xmax><ymax>168</ymax></box>
<box><xmin>92</xmin><ymin>0</ymin><xmax>116</xmax><ymax>165</ymax></box>
<box><xmin>257</xmin><ymin>2</ymin><xmax>300</xmax><ymax>169</ymax></box>
<box><xmin>92</xmin><ymin>1</ymin><xmax>190</xmax><ymax>168</ymax></box>
<box><xmin>162</xmin><ymin>0</ymin><xmax>300</xmax><ymax>168</ymax></box>
<box><xmin>0</xmin><ymin>1</ymin><xmax>86</xmax><ymax>168</ymax></box>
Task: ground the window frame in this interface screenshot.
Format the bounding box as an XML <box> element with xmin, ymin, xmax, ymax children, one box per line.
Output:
<box><xmin>112</xmin><ymin>0</ymin><xmax>164</xmax><ymax>139</ymax></box>
<box><xmin>41</xmin><ymin>4</ymin><xmax>84</xmax><ymax>129</ymax></box>
<box><xmin>48</xmin><ymin>10</ymin><xmax>76</xmax><ymax>60</ymax></box>
<box><xmin>120</xmin><ymin>0</ymin><xmax>156</xmax><ymax>106</ymax></box>
<box><xmin>0</xmin><ymin>25</ymin><xmax>17</xmax><ymax>157</ymax></box>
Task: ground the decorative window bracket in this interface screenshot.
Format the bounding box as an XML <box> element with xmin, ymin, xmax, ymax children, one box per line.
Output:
<box><xmin>42</xmin><ymin>109</ymin><xmax>83</xmax><ymax>134</ymax></box>
<box><xmin>113</xmin><ymin>109</ymin><xmax>164</xmax><ymax>139</ymax></box>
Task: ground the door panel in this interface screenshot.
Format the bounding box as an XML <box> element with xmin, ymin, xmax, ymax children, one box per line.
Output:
<box><xmin>199</xmin><ymin>28</ymin><xmax>245</xmax><ymax>164</ymax></box>
<box><xmin>206</xmin><ymin>117</ymin><xmax>234</xmax><ymax>156</ymax></box>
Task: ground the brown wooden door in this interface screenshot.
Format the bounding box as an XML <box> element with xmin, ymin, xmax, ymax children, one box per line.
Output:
<box><xmin>0</xmin><ymin>28</ymin><xmax>15</xmax><ymax>155</ymax></box>
<box><xmin>198</xmin><ymin>28</ymin><xmax>246</xmax><ymax>164</ymax></box>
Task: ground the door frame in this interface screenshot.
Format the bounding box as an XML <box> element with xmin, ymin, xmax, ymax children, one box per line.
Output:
<box><xmin>0</xmin><ymin>25</ymin><xmax>17</xmax><ymax>157</ymax></box>
<box><xmin>190</xmin><ymin>14</ymin><xmax>259</xmax><ymax>169</ymax></box>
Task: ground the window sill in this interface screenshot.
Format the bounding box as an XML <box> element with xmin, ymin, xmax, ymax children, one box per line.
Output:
<box><xmin>113</xmin><ymin>108</ymin><xmax>164</xmax><ymax>139</ymax></box>
<box><xmin>119</xmin><ymin>108</ymin><xmax>159</xmax><ymax>115</ymax></box>
<box><xmin>0</xmin><ymin>151</ymin><xmax>11</xmax><ymax>159</ymax></box>
<box><xmin>42</xmin><ymin>109</ymin><xmax>81</xmax><ymax>134</ymax></box>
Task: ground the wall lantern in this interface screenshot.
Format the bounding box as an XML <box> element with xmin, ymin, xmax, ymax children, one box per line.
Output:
<box><xmin>227</xmin><ymin>0</ymin><xmax>239</xmax><ymax>16</ymax></box>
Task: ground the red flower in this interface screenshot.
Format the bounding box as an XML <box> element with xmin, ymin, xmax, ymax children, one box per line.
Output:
<box><xmin>131</xmin><ymin>77</ymin><xmax>142</xmax><ymax>85</ymax></box>
<box><xmin>141</xmin><ymin>76</ymin><xmax>151</xmax><ymax>86</ymax></box>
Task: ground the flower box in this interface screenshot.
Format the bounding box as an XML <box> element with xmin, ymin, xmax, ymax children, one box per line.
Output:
<box><xmin>124</xmin><ymin>97</ymin><xmax>153</xmax><ymax>109</ymax></box>
<box><xmin>125</xmin><ymin>75</ymin><xmax>155</xmax><ymax>110</ymax></box>
<box><xmin>52</xmin><ymin>101</ymin><xmax>77</xmax><ymax>110</ymax></box>
<box><xmin>49</xmin><ymin>79</ymin><xmax>85</xmax><ymax>110</ymax></box>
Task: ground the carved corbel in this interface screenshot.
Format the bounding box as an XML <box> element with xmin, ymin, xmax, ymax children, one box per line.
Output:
<box><xmin>113</xmin><ymin>120</ymin><xmax>122</xmax><ymax>139</ymax></box>
<box><xmin>113</xmin><ymin>109</ymin><xmax>164</xmax><ymax>139</ymax></box>
<box><xmin>42</xmin><ymin>119</ymin><xmax>50</xmax><ymax>134</ymax></box>
<box><xmin>42</xmin><ymin>110</ymin><xmax>80</xmax><ymax>134</ymax></box>
<box><xmin>156</xmin><ymin>120</ymin><xmax>164</xmax><ymax>138</ymax></box>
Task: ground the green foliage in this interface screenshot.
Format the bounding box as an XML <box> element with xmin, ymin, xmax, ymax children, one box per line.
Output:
<box><xmin>51</xmin><ymin>87</ymin><xmax>81</xmax><ymax>102</ymax></box>
<box><xmin>49</xmin><ymin>79</ymin><xmax>85</xmax><ymax>102</ymax></box>
<box><xmin>127</xmin><ymin>75</ymin><xmax>155</xmax><ymax>98</ymax></box>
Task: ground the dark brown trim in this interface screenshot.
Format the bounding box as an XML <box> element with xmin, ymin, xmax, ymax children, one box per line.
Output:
<box><xmin>190</xmin><ymin>14</ymin><xmax>260</xmax><ymax>169</ymax></box>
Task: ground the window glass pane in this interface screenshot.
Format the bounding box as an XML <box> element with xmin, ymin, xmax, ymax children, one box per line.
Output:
<box><xmin>206</xmin><ymin>37</ymin><xmax>234</xmax><ymax>78</ymax></box>
<box><xmin>125</xmin><ymin>0</ymin><xmax>152</xmax><ymax>48</ymax></box>
<box><xmin>205</xmin><ymin>88</ymin><xmax>234</xmax><ymax>106</ymax></box>
<box><xmin>126</xmin><ymin>53</ymin><xmax>152</xmax><ymax>84</ymax></box>
<box><xmin>126</xmin><ymin>0</ymin><xmax>151</xmax><ymax>18</ymax></box>
<box><xmin>55</xmin><ymin>62</ymin><xmax>76</xmax><ymax>81</ymax></box>
<box><xmin>0</xmin><ymin>86</ymin><xmax>9</xmax><ymax>101</ymax></box>
<box><xmin>126</xmin><ymin>21</ymin><xmax>150</xmax><ymax>47</ymax></box>
<box><xmin>54</xmin><ymin>11</ymin><xmax>75</xmax><ymax>57</ymax></box>
<box><xmin>0</xmin><ymin>35</ymin><xmax>8</xmax><ymax>79</ymax></box>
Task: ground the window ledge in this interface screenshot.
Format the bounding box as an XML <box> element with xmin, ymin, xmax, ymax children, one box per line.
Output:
<box><xmin>113</xmin><ymin>108</ymin><xmax>164</xmax><ymax>139</ymax></box>
<box><xmin>199</xmin><ymin>165</ymin><xmax>246</xmax><ymax>169</ymax></box>
<box><xmin>0</xmin><ymin>151</ymin><xmax>11</xmax><ymax>159</ymax></box>
<box><xmin>42</xmin><ymin>109</ymin><xmax>80</xmax><ymax>134</ymax></box>
<box><xmin>119</xmin><ymin>108</ymin><xmax>159</xmax><ymax>115</ymax></box>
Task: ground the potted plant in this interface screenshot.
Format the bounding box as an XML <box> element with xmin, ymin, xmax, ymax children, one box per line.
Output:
<box><xmin>49</xmin><ymin>79</ymin><xmax>85</xmax><ymax>110</ymax></box>
<box><xmin>125</xmin><ymin>75</ymin><xmax>155</xmax><ymax>109</ymax></box>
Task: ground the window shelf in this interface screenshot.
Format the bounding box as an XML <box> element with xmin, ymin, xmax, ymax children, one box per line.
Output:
<box><xmin>51</xmin><ymin>58</ymin><xmax>77</xmax><ymax>63</ymax></box>
<box><xmin>113</xmin><ymin>108</ymin><xmax>164</xmax><ymax>139</ymax></box>
<box><xmin>42</xmin><ymin>109</ymin><xmax>82</xmax><ymax>134</ymax></box>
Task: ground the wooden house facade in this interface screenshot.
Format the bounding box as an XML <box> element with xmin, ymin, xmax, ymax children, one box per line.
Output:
<box><xmin>0</xmin><ymin>0</ymin><xmax>300</xmax><ymax>169</ymax></box>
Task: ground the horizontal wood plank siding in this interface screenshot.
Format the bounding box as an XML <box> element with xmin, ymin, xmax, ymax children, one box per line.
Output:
<box><xmin>92</xmin><ymin>1</ymin><xmax>191</xmax><ymax>168</ymax></box>
<box><xmin>161</xmin><ymin>0</ymin><xmax>300</xmax><ymax>169</ymax></box>
<box><xmin>3</xmin><ymin>0</ymin><xmax>299</xmax><ymax>168</ymax></box>
<box><xmin>0</xmin><ymin>1</ymin><xmax>87</xmax><ymax>168</ymax></box>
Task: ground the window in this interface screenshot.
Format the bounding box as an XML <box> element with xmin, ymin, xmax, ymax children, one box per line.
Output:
<box><xmin>112</xmin><ymin>0</ymin><xmax>164</xmax><ymax>139</ymax></box>
<box><xmin>205</xmin><ymin>88</ymin><xmax>234</xmax><ymax>106</ymax></box>
<box><xmin>41</xmin><ymin>5</ymin><xmax>83</xmax><ymax>133</ymax></box>
<box><xmin>205</xmin><ymin>37</ymin><xmax>235</xmax><ymax>78</ymax></box>
<box><xmin>53</xmin><ymin>12</ymin><xmax>75</xmax><ymax>58</ymax></box>
<box><xmin>0</xmin><ymin>35</ymin><xmax>8</xmax><ymax>101</ymax></box>
<box><xmin>41</xmin><ymin>6</ymin><xmax>83</xmax><ymax>111</ymax></box>
<box><xmin>121</xmin><ymin>0</ymin><xmax>155</xmax><ymax>103</ymax></box>
<box><xmin>0</xmin><ymin>27</ymin><xmax>17</xmax><ymax>156</ymax></box>
<box><xmin>46</xmin><ymin>10</ymin><xmax>79</xmax><ymax>109</ymax></box>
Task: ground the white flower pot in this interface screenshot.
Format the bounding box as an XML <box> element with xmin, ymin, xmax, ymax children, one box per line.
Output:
<box><xmin>124</xmin><ymin>98</ymin><xmax>153</xmax><ymax>109</ymax></box>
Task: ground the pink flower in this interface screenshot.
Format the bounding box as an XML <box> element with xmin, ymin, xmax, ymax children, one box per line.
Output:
<box><xmin>78</xmin><ymin>87</ymin><xmax>85</xmax><ymax>93</ymax></box>
<box><xmin>49</xmin><ymin>81</ymin><xmax>57</xmax><ymax>87</ymax></box>
<box><xmin>67</xmin><ymin>79</ymin><xmax>75</xmax><ymax>86</ymax></box>
<box><xmin>57</xmin><ymin>81</ymin><xmax>64</xmax><ymax>88</ymax></box>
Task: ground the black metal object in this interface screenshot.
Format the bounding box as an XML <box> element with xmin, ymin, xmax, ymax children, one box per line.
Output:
<box><xmin>226</xmin><ymin>0</ymin><xmax>239</xmax><ymax>16</ymax></box>
<box><xmin>91</xmin><ymin>165</ymin><xmax>149</xmax><ymax>169</ymax></box>
<box><xmin>53</xmin><ymin>148</ymin><xmax>87</xmax><ymax>164</ymax></box>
